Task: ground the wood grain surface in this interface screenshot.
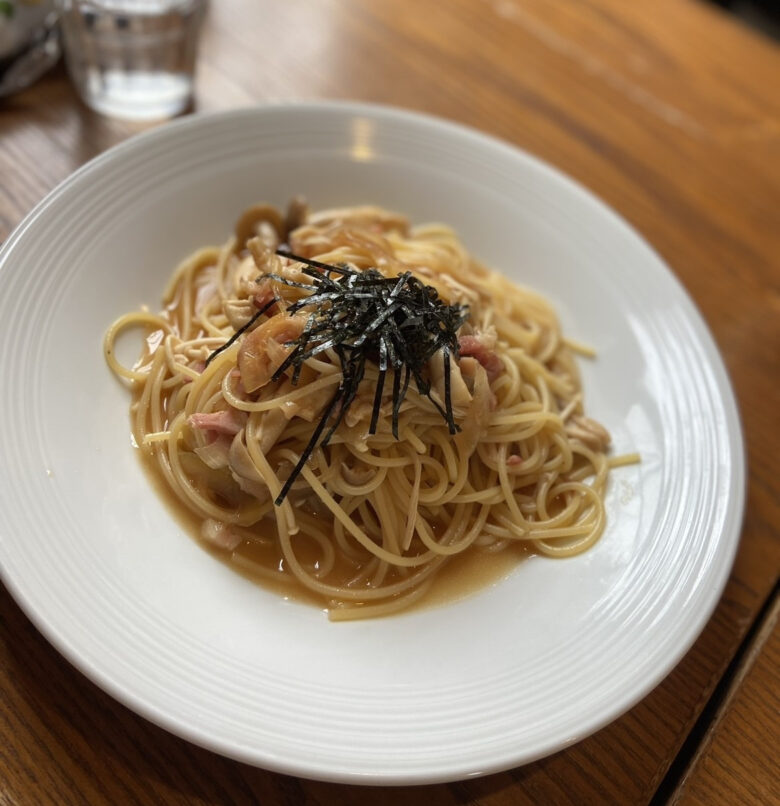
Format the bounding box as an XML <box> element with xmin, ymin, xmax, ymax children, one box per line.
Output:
<box><xmin>673</xmin><ymin>589</ymin><xmax>779</xmax><ymax>806</ymax></box>
<box><xmin>1</xmin><ymin>1</ymin><xmax>779</xmax><ymax>803</ymax></box>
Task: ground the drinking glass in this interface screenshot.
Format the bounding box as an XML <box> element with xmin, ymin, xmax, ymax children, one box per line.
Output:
<box><xmin>56</xmin><ymin>0</ymin><xmax>207</xmax><ymax>120</ymax></box>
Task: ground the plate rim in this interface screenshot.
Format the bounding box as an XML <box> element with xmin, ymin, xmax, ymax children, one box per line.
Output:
<box><xmin>0</xmin><ymin>100</ymin><xmax>746</xmax><ymax>785</ymax></box>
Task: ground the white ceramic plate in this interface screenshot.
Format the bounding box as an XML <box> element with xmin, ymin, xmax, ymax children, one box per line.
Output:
<box><xmin>0</xmin><ymin>103</ymin><xmax>744</xmax><ymax>785</ymax></box>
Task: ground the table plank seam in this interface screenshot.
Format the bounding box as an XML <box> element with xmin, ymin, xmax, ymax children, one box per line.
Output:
<box><xmin>650</xmin><ymin>576</ymin><xmax>780</xmax><ymax>805</ymax></box>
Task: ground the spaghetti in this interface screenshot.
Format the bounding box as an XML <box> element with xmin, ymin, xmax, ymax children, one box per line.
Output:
<box><xmin>105</xmin><ymin>201</ymin><xmax>631</xmax><ymax>619</ymax></box>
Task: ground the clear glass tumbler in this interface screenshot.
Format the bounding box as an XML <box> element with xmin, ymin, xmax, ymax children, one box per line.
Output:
<box><xmin>56</xmin><ymin>0</ymin><xmax>207</xmax><ymax>120</ymax></box>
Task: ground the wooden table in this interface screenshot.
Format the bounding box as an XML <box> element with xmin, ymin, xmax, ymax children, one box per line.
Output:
<box><xmin>1</xmin><ymin>1</ymin><xmax>778</xmax><ymax>803</ymax></box>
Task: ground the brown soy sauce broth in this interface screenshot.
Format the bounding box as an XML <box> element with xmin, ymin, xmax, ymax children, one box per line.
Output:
<box><xmin>135</xmin><ymin>445</ymin><xmax>530</xmax><ymax>617</ymax></box>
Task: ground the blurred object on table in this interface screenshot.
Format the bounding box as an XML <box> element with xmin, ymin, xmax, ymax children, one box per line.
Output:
<box><xmin>0</xmin><ymin>0</ymin><xmax>60</xmax><ymax>96</ymax></box>
<box><xmin>56</xmin><ymin>0</ymin><xmax>206</xmax><ymax>120</ymax></box>
<box><xmin>708</xmin><ymin>0</ymin><xmax>780</xmax><ymax>40</ymax></box>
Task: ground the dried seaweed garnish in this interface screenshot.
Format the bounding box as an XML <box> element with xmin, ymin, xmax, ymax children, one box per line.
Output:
<box><xmin>222</xmin><ymin>249</ymin><xmax>468</xmax><ymax>505</ymax></box>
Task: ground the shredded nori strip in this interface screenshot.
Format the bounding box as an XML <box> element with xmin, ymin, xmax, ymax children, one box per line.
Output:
<box><xmin>209</xmin><ymin>249</ymin><xmax>470</xmax><ymax>505</ymax></box>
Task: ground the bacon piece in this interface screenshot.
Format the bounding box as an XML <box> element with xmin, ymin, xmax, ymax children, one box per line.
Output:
<box><xmin>189</xmin><ymin>408</ymin><xmax>247</xmax><ymax>436</ymax></box>
<box><xmin>458</xmin><ymin>332</ymin><xmax>503</xmax><ymax>384</ymax></box>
